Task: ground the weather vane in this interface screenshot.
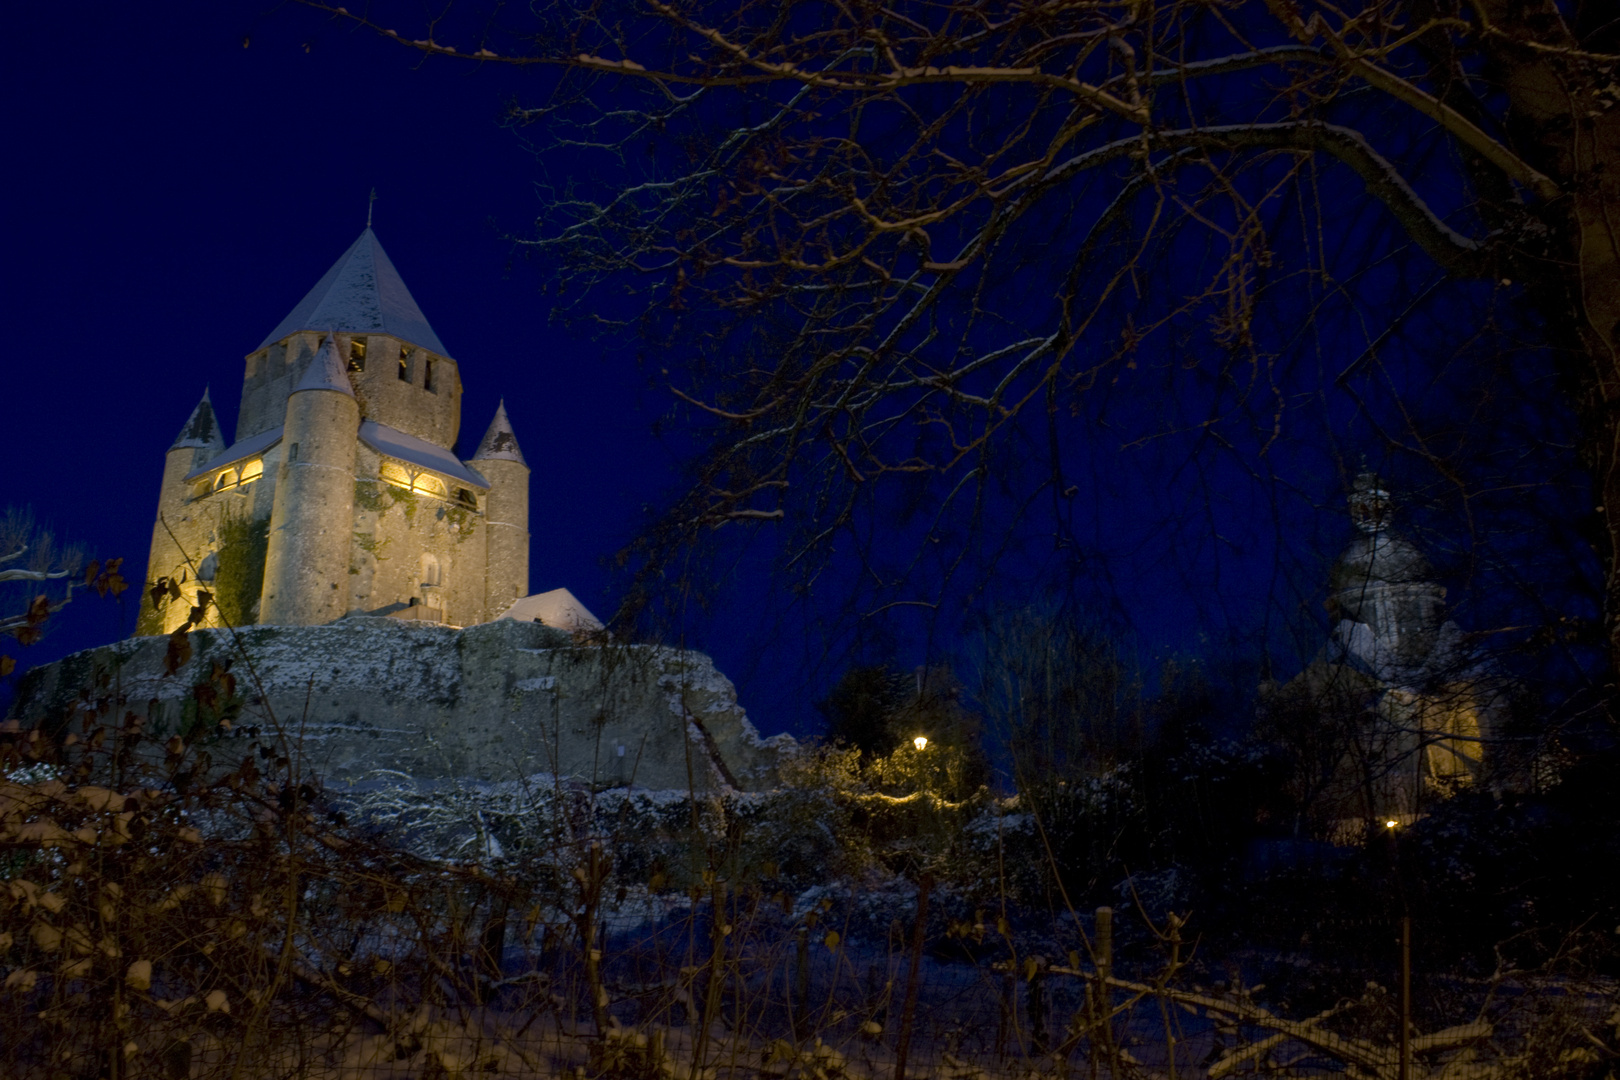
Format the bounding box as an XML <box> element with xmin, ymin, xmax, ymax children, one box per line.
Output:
<box><xmin>367</xmin><ymin>187</ymin><xmax>377</xmax><ymax>229</ymax></box>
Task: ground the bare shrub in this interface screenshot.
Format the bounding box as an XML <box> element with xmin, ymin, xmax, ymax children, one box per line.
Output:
<box><xmin>5</xmin><ymin>625</ymin><xmax>1616</xmax><ymax>1078</ymax></box>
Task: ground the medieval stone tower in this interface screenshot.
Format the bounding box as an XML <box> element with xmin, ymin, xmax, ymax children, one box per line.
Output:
<box><xmin>137</xmin><ymin>227</ymin><xmax>531</xmax><ymax>633</ymax></box>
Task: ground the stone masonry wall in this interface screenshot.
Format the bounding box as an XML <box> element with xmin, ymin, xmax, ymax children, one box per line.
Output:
<box><xmin>239</xmin><ymin>332</ymin><xmax>461</xmax><ymax>448</ymax></box>
<box><xmin>349</xmin><ymin>446</ymin><xmax>490</xmax><ymax>625</ymax></box>
<box><xmin>137</xmin><ymin>445</ymin><xmax>281</xmax><ymax>636</ymax></box>
<box><xmin>9</xmin><ymin>618</ymin><xmax>789</xmax><ymax>793</ymax></box>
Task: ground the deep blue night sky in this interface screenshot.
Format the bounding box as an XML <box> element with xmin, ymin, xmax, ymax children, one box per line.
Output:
<box><xmin>4</xmin><ymin>3</ymin><xmax>1600</xmax><ymax>737</ymax></box>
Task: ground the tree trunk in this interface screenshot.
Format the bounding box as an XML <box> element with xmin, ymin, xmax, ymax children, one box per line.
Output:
<box><xmin>1490</xmin><ymin>3</ymin><xmax>1620</xmax><ymax>697</ymax></box>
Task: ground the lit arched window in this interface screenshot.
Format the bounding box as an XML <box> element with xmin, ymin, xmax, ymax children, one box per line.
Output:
<box><xmin>238</xmin><ymin>459</ymin><xmax>263</xmax><ymax>485</ymax></box>
<box><xmin>379</xmin><ymin>461</ymin><xmax>449</xmax><ymax>499</ymax></box>
<box><xmin>380</xmin><ymin>462</ymin><xmax>413</xmax><ymax>491</ymax></box>
<box><xmin>412</xmin><ymin>473</ymin><xmax>447</xmax><ymax>498</ymax></box>
<box><xmin>214</xmin><ymin>469</ymin><xmax>237</xmax><ymax>491</ymax></box>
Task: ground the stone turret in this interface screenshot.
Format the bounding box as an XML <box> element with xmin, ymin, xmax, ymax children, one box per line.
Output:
<box><xmin>258</xmin><ymin>335</ymin><xmax>360</xmax><ymax>625</ymax></box>
<box><xmin>469</xmin><ymin>400</ymin><xmax>529</xmax><ymax>620</ymax></box>
<box><xmin>137</xmin><ymin>390</ymin><xmax>228</xmax><ymax>633</ymax></box>
<box><xmin>171</xmin><ymin>388</ymin><xmax>227</xmax><ymax>460</ymax></box>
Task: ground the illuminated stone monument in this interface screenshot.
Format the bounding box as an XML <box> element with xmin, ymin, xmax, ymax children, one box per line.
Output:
<box><xmin>1262</xmin><ymin>474</ymin><xmax>1504</xmax><ymax>837</ymax></box>
<box><xmin>137</xmin><ymin>227</ymin><xmax>536</xmax><ymax>633</ymax></box>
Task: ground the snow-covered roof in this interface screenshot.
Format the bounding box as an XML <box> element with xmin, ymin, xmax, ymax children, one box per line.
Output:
<box><xmin>171</xmin><ymin>388</ymin><xmax>226</xmax><ymax>452</ymax></box>
<box><xmin>470</xmin><ymin>399</ymin><xmax>526</xmax><ymax>466</ymax></box>
<box><xmin>256</xmin><ymin>228</ymin><xmax>450</xmax><ymax>356</ymax></box>
<box><xmin>358</xmin><ymin>421</ymin><xmax>489</xmax><ymax>490</ymax></box>
<box><xmin>184</xmin><ymin>426</ymin><xmax>284</xmax><ymax>481</ymax></box>
<box><xmin>497</xmin><ymin>588</ymin><xmax>604</xmax><ymax>632</ymax></box>
<box><xmin>293</xmin><ymin>334</ymin><xmax>355</xmax><ymax>397</ymax></box>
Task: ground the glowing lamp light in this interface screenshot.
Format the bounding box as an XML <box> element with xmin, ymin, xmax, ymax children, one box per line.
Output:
<box><xmin>1385</xmin><ymin>819</ymin><xmax>1399</xmax><ymax>830</ymax></box>
<box><xmin>913</xmin><ymin>736</ymin><xmax>928</xmax><ymax>752</ymax></box>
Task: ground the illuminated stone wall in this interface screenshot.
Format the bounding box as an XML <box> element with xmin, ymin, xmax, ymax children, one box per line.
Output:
<box><xmin>238</xmin><ymin>331</ymin><xmax>462</xmax><ymax>448</ymax></box>
<box><xmin>349</xmin><ymin>445</ymin><xmax>493</xmax><ymax>626</ymax></box>
<box><xmin>137</xmin><ymin>440</ymin><xmax>280</xmax><ymax>637</ymax></box>
<box><xmin>473</xmin><ymin>454</ymin><xmax>529</xmax><ymax>620</ymax></box>
<box><xmin>141</xmin><ymin>347</ymin><xmax>526</xmax><ymax>630</ymax></box>
<box><xmin>138</xmin><ymin>420</ymin><xmax>526</xmax><ymax>631</ymax></box>
<box><xmin>139</xmin><ymin>229</ymin><xmax>528</xmax><ymax>633</ymax></box>
<box><xmin>11</xmin><ymin>619</ymin><xmax>790</xmax><ymax>794</ymax></box>
<box><xmin>259</xmin><ymin>376</ymin><xmax>360</xmax><ymax>626</ymax></box>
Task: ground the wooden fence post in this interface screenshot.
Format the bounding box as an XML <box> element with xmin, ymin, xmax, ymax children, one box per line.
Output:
<box><xmin>1399</xmin><ymin>916</ymin><xmax>1411</xmax><ymax>1080</ymax></box>
<box><xmin>1029</xmin><ymin>958</ymin><xmax>1048</xmax><ymax>1054</ymax></box>
<box><xmin>893</xmin><ymin>873</ymin><xmax>932</xmax><ymax>1080</ymax></box>
<box><xmin>1094</xmin><ymin>906</ymin><xmax>1117</xmax><ymax>1072</ymax></box>
<box><xmin>1095</xmin><ymin>906</ymin><xmax>1112</xmax><ymax>985</ymax></box>
<box><xmin>795</xmin><ymin>923</ymin><xmax>810</xmax><ymax>1039</ymax></box>
<box><xmin>693</xmin><ymin>877</ymin><xmax>727</xmax><ymax>1071</ymax></box>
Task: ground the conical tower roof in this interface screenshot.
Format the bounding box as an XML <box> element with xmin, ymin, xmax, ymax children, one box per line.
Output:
<box><xmin>293</xmin><ymin>334</ymin><xmax>356</xmax><ymax>397</ymax></box>
<box><xmin>257</xmin><ymin>228</ymin><xmax>450</xmax><ymax>356</ymax></box>
<box><xmin>171</xmin><ymin>388</ymin><xmax>227</xmax><ymax>454</ymax></box>
<box><xmin>470</xmin><ymin>399</ymin><xmax>526</xmax><ymax>466</ymax></box>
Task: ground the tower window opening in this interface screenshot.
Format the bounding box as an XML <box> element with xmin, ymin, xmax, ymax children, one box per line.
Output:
<box><xmin>424</xmin><ymin>360</ymin><xmax>435</xmax><ymax>392</ymax></box>
<box><xmin>398</xmin><ymin>347</ymin><xmax>411</xmax><ymax>382</ymax></box>
<box><xmin>379</xmin><ymin>461</ymin><xmax>449</xmax><ymax>499</ymax></box>
<box><xmin>380</xmin><ymin>462</ymin><xmax>413</xmax><ymax>491</ymax></box>
<box><xmin>420</xmin><ymin>554</ymin><xmax>445</xmax><ymax>620</ymax></box>
<box><xmin>348</xmin><ymin>338</ymin><xmax>367</xmax><ymax>372</ymax></box>
<box><xmin>238</xmin><ymin>458</ymin><xmax>263</xmax><ymax>485</ymax></box>
<box><xmin>456</xmin><ymin>488</ymin><xmax>477</xmax><ymax>508</ymax></box>
<box><xmin>214</xmin><ymin>468</ymin><xmax>237</xmax><ymax>491</ymax></box>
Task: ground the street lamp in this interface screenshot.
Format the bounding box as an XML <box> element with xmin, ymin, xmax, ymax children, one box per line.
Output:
<box><xmin>913</xmin><ymin>736</ymin><xmax>928</xmax><ymax>751</ymax></box>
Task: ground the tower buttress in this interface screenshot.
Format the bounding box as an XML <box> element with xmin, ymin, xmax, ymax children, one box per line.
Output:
<box><xmin>259</xmin><ymin>335</ymin><xmax>360</xmax><ymax>626</ymax></box>
<box><xmin>469</xmin><ymin>400</ymin><xmax>530</xmax><ymax>622</ymax></box>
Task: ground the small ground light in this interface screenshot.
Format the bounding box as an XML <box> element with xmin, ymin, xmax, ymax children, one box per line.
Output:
<box><xmin>1385</xmin><ymin>819</ymin><xmax>1399</xmax><ymax>829</ymax></box>
<box><xmin>913</xmin><ymin>736</ymin><xmax>928</xmax><ymax>751</ymax></box>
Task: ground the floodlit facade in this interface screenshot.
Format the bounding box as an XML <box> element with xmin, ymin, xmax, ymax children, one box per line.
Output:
<box><xmin>138</xmin><ymin>228</ymin><xmax>532</xmax><ymax>633</ymax></box>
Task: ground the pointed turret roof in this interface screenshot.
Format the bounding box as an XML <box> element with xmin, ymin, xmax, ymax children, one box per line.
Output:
<box><xmin>171</xmin><ymin>388</ymin><xmax>227</xmax><ymax>454</ymax></box>
<box><xmin>257</xmin><ymin>228</ymin><xmax>450</xmax><ymax>356</ymax></box>
<box><xmin>293</xmin><ymin>334</ymin><xmax>356</xmax><ymax>397</ymax></box>
<box><xmin>470</xmin><ymin>400</ymin><xmax>526</xmax><ymax>466</ymax></box>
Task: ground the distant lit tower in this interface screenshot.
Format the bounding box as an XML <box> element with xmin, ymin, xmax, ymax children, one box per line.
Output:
<box><xmin>1265</xmin><ymin>471</ymin><xmax>1506</xmax><ymax>838</ymax></box>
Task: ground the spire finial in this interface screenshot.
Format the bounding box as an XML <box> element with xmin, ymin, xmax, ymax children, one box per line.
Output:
<box><xmin>1349</xmin><ymin>472</ymin><xmax>1392</xmax><ymax>535</ymax></box>
<box><xmin>367</xmin><ymin>187</ymin><xmax>377</xmax><ymax>229</ymax></box>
